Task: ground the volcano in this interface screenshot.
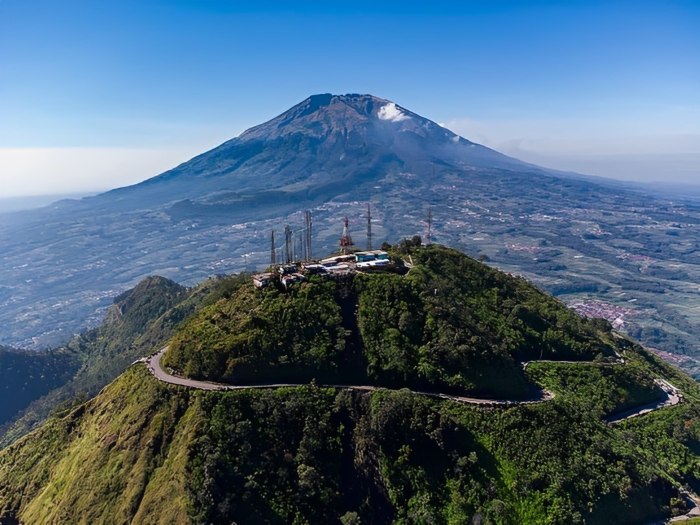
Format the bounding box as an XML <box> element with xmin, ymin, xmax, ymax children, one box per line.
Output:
<box><xmin>89</xmin><ymin>93</ymin><xmax>541</xmax><ymax>213</ymax></box>
<box><xmin>1</xmin><ymin>94</ymin><xmax>699</xmax><ymax>382</ymax></box>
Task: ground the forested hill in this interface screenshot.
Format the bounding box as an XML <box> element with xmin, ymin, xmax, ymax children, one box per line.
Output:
<box><xmin>0</xmin><ymin>271</ymin><xmax>260</xmax><ymax>449</ymax></box>
<box><xmin>164</xmin><ymin>244</ymin><xmax>621</xmax><ymax>398</ymax></box>
<box><xmin>0</xmin><ymin>276</ymin><xmax>186</xmax><ymax>446</ymax></box>
<box><xmin>0</xmin><ymin>244</ymin><xmax>699</xmax><ymax>524</ymax></box>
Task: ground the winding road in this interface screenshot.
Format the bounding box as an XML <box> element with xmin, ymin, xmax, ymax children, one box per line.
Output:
<box><xmin>140</xmin><ymin>346</ymin><xmax>689</xmax><ymax>525</ymax></box>
<box><xmin>142</xmin><ymin>347</ymin><xmax>682</xmax><ymax>420</ymax></box>
<box><xmin>607</xmin><ymin>378</ymin><xmax>683</xmax><ymax>424</ymax></box>
<box><xmin>142</xmin><ymin>347</ymin><xmax>552</xmax><ymax>406</ymax></box>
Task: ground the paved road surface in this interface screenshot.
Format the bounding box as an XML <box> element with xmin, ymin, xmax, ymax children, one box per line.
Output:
<box><xmin>143</xmin><ymin>347</ymin><xmax>679</xmax><ymax>417</ymax></box>
<box><xmin>142</xmin><ymin>346</ymin><xmax>689</xmax><ymax>523</ymax></box>
<box><xmin>668</xmin><ymin>489</ymin><xmax>700</xmax><ymax>523</ymax></box>
<box><xmin>143</xmin><ymin>347</ymin><xmax>552</xmax><ymax>406</ymax></box>
<box><xmin>607</xmin><ymin>378</ymin><xmax>683</xmax><ymax>424</ymax></box>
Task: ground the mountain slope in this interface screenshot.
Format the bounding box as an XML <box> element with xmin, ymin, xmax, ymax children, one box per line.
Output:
<box><xmin>102</xmin><ymin>94</ymin><xmax>533</xmax><ymax>207</ymax></box>
<box><xmin>0</xmin><ymin>272</ymin><xmax>257</xmax><ymax>448</ymax></box>
<box><xmin>0</xmin><ymin>365</ymin><xmax>687</xmax><ymax>525</ymax></box>
<box><xmin>0</xmin><ymin>276</ymin><xmax>187</xmax><ymax>447</ymax></box>
<box><xmin>0</xmin><ymin>93</ymin><xmax>572</xmax><ymax>351</ymax></box>
<box><xmin>1</xmin><ymin>245</ymin><xmax>699</xmax><ymax>525</ymax></box>
<box><xmin>0</xmin><ymin>94</ymin><xmax>699</xmax><ymax>382</ymax></box>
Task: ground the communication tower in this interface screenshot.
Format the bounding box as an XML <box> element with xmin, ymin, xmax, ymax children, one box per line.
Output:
<box><xmin>304</xmin><ymin>210</ymin><xmax>313</xmax><ymax>261</ymax></box>
<box><xmin>366</xmin><ymin>203</ymin><xmax>373</xmax><ymax>250</ymax></box>
<box><xmin>297</xmin><ymin>231</ymin><xmax>303</xmax><ymax>262</ymax></box>
<box><xmin>284</xmin><ymin>225</ymin><xmax>293</xmax><ymax>263</ymax></box>
<box><xmin>339</xmin><ymin>217</ymin><xmax>353</xmax><ymax>254</ymax></box>
<box><xmin>427</xmin><ymin>207</ymin><xmax>433</xmax><ymax>245</ymax></box>
<box><xmin>270</xmin><ymin>230</ymin><xmax>276</xmax><ymax>266</ymax></box>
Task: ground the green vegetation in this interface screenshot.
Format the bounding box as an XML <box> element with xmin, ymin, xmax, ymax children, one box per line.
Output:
<box><xmin>1</xmin><ymin>244</ymin><xmax>699</xmax><ymax>524</ymax></box>
<box><xmin>165</xmin><ymin>278</ymin><xmax>346</xmax><ymax>382</ymax></box>
<box><xmin>0</xmin><ymin>273</ymin><xmax>250</xmax><ymax>448</ymax></box>
<box><xmin>525</xmin><ymin>362</ymin><xmax>662</xmax><ymax>417</ymax></box>
<box><xmin>165</xmin><ymin>245</ymin><xmax>619</xmax><ymax>400</ymax></box>
<box><xmin>407</xmin><ymin>246</ymin><xmax>616</xmax><ymax>363</ymax></box>
<box><xmin>620</xmin><ymin>403</ymin><xmax>700</xmax><ymax>493</ymax></box>
<box><xmin>1</xmin><ymin>361</ymin><xmax>698</xmax><ymax>525</ymax></box>
<box><xmin>0</xmin><ymin>367</ymin><xmax>195</xmax><ymax>524</ymax></box>
<box><xmin>0</xmin><ymin>276</ymin><xmax>186</xmax><ymax>447</ymax></box>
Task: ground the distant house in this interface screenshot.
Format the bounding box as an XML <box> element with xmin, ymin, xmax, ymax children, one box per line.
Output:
<box><xmin>320</xmin><ymin>254</ymin><xmax>355</xmax><ymax>266</ymax></box>
<box><xmin>301</xmin><ymin>263</ymin><xmax>328</xmax><ymax>275</ymax></box>
<box><xmin>324</xmin><ymin>263</ymin><xmax>354</xmax><ymax>278</ymax></box>
<box><xmin>356</xmin><ymin>259</ymin><xmax>390</xmax><ymax>270</ymax></box>
<box><xmin>278</xmin><ymin>264</ymin><xmax>298</xmax><ymax>276</ymax></box>
<box><xmin>255</xmin><ymin>250</ymin><xmax>392</xmax><ymax>288</ymax></box>
<box><xmin>354</xmin><ymin>250</ymin><xmax>389</xmax><ymax>263</ymax></box>
<box><xmin>252</xmin><ymin>273</ymin><xmax>274</xmax><ymax>288</ymax></box>
<box><xmin>281</xmin><ymin>273</ymin><xmax>306</xmax><ymax>288</ymax></box>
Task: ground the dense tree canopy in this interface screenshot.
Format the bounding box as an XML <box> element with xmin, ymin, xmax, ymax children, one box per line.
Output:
<box><xmin>165</xmin><ymin>245</ymin><xmax>620</xmax><ymax>400</ymax></box>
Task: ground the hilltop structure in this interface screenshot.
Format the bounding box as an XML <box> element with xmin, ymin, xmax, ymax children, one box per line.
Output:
<box><xmin>339</xmin><ymin>217</ymin><xmax>353</xmax><ymax>254</ymax></box>
<box><xmin>252</xmin><ymin>249</ymin><xmax>392</xmax><ymax>288</ymax></box>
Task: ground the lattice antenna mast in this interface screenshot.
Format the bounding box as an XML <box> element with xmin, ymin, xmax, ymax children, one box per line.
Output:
<box><xmin>366</xmin><ymin>203</ymin><xmax>373</xmax><ymax>251</ymax></box>
<box><xmin>428</xmin><ymin>165</ymin><xmax>435</xmax><ymax>244</ymax></box>
<box><xmin>270</xmin><ymin>230</ymin><xmax>276</xmax><ymax>266</ymax></box>
<box><xmin>304</xmin><ymin>210</ymin><xmax>313</xmax><ymax>261</ymax></box>
<box><xmin>284</xmin><ymin>225</ymin><xmax>292</xmax><ymax>263</ymax></box>
<box><xmin>339</xmin><ymin>217</ymin><xmax>353</xmax><ymax>254</ymax></box>
<box><xmin>427</xmin><ymin>207</ymin><xmax>433</xmax><ymax>245</ymax></box>
<box><xmin>296</xmin><ymin>231</ymin><xmax>303</xmax><ymax>262</ymax></box>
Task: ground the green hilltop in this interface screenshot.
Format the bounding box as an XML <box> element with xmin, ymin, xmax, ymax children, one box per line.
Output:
<box><xmin>1</xmin><ymin>244</ymin><xmax>699</xmax><ymax>525</ymax></box>
<box><xmin>164</xmin><ymin>245</ymin><xmax>620</xmax><ymax>399</ymax></box>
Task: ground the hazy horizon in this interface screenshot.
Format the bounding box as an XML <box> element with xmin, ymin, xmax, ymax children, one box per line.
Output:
<box><xmin>2</xmin><ymin>126</ymin><xmax>700</xmax><ymax>203</ymax></box>
<box><xmin>1</xmin><ymin>1</ymin><xmax>698</xmax><ymax>198</ymax></box>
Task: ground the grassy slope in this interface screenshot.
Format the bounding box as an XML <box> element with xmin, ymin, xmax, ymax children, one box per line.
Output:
<box><xmin>0</xmin><ymin>357</ymin><xmax>698</xmax><ymax>525</ymax></box>
<box><xmin>1</xmin><ymin>246</ymin><xmax>699</xmax><ymax>524</ymax></box>
<box><xmin>0</xmin><ymin>274</ymin><xmax>248</xmax><ymax>448</ymax></box>
<box><xmin>0</xmin><ymin>276</ymin><xmax>186</xmax><ymax>447</ymax></box>
<box><xmin>0</xmin><ymin>367</ymin><xmax>195</xmax><ymax>524</ymax></box>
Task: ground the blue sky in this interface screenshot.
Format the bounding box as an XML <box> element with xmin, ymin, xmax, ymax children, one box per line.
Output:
<box><xmin>1</xmin><ymin>0</ymin><xmax>698</xmax><ymax>197</ymax></box>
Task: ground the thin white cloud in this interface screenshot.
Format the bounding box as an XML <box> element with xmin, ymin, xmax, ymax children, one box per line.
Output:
<box><xmin>377</xmin><ymin>103</ymin><xmax>409</xmax><ymax>122</ymax></box>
